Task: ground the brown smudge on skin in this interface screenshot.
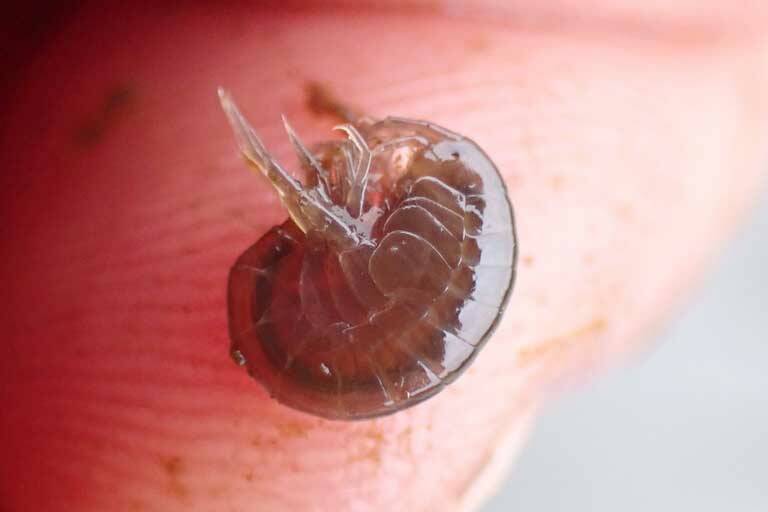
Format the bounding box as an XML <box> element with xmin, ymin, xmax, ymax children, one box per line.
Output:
<box><xmin>522</xmin><ymin>255</ymin><xmax>535</xmax><ymax>267</ymax></box>
<box><xmin>74</xmin><ymin>83</ymin><xmax>136</xmax><ymax>147</ymax></box>
<box><xmin>161</xmin><ymin>455</ymin><xmax>183</xmax><ymax>476</ymax></box>
<box><xmin>160</xmin><ymin>455</ymin><xmax>189</xmax><ymax>500</ymax></box>
<box><xmin>550</xmin><ymin>175</ymin><xmax>565</xmax><ymax>190</ymax></box>
<box><xmin>517</xmin><ymin>318</ymin><xmax>607</xmax><ymax>366</ymax></box>
<box><xmin>276</xmin><ymin>422</ymin><xmax>312</xmax><ymax>438</ymax></box>
<box><xmin>250</xmin><ymin>435</ymin><xmax>279</xmax><ymax>448</ymax></box>
<box><xmin>243</xmin><ymin>469</ymin><xmax>254</xmax><ymax>482</ymax></box>
<box><xmin>346</xmin><ymin>444</ymin><xmax>383</xmax><ymax>465</ymax></box>
<box><xmin>363</xmin><ymin>426</ymin><xmax>384</xmax><ymax>443</ymax></box>
<box><xmin>397</xmin><ymin>426</ymin><xmax>413</xmax><ymax>456</ymax></box>
<box><xmin>345</xmin><ymin>426</ymin><xmax>386</xmax><ymax>466</ymax></box>
<box><xmin>304</xmin><ymin>81</ymin><xmax>360</xmax><ymax>123</ymax></box>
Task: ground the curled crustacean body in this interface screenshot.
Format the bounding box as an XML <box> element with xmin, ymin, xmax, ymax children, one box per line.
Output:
<box><xmin>220</xmin><ymin>89</ymin><xmax>517</xmax><ymax>420</ymax></box>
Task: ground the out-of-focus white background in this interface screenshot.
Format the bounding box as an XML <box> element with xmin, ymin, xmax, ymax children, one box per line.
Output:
<box><xmin>484</xmin><ymin>196</ymin><xmax>768</xmax><ymax>511</ymax></box>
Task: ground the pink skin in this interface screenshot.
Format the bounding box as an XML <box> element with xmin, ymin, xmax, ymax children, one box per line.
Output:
<box><xmin>1</xmin><ymin>3</ymin><xmax>767</xmax><ymax>511</ymax></box>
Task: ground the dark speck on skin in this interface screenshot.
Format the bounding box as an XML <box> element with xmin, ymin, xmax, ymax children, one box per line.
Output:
<box><xmin>74</xmin><ymin>83</ymin><xmax>136</xmax><ymax>147</ymax></box>
<box><xmin>276</xmin><ymin>422</ymin><xmax>312</xmax><ymax>438</ymax></box>
<box><xmin>160</xmin><ymin>455</ymin><xmax>189</xmax><ymax>499</ymax></box>
<box><xmin>161</xmin><ymin>455</ymin><xmax>183</xmax><ymax>476</ymax></box>
<box><xmin>304</xmin><ymin>80</ymin><xmax>359</xmax><ymax>123</ymax></box>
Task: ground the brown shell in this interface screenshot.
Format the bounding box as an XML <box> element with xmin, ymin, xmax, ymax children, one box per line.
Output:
<box><xmin>220</xmin><ymin>91</ymin><xmax>516</xmax><ymax>420</ymax></box>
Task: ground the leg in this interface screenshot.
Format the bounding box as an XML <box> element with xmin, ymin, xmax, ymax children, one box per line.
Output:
<box><xmin>334</xmin><ymin>124</ymin><xmax>372</xmax><ymax>218</ymax></box>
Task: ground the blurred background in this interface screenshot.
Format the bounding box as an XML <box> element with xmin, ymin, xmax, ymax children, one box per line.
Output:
<box><xmin>485</xmin><ymin>197</ymin><xmax>768</xmax><ymax>511</ymax></box>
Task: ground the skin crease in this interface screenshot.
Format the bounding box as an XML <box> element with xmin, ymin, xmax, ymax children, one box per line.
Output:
<box><xmin>1</xmin><ymin>3</ymin><xmax>767</xmax><ymax>512</ymax></box>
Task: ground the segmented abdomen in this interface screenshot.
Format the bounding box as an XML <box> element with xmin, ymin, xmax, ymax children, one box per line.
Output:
<box><xmin>228</xmin><ymin>135</ymin><xmax>515</xmax><ymax>420</ymax></box>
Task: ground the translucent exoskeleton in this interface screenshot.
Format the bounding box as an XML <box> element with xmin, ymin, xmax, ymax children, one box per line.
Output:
<box><xmin>220</xmin><ymin>88</ymin><xmax>517</xmax><ymax>420</ymax></box>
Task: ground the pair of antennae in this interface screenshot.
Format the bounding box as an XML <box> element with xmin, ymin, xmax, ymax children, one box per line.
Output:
<box><xmin>218</xmin><ymin>88</ymin><xmax>371</xmax><ymax>219</ymax></box>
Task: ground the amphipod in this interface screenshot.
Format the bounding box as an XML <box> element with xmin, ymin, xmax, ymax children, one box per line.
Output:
<box><xmin>220</xmin><ymin>89</ymin><xmax>517</xmax><ymax>420</ymax></box>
